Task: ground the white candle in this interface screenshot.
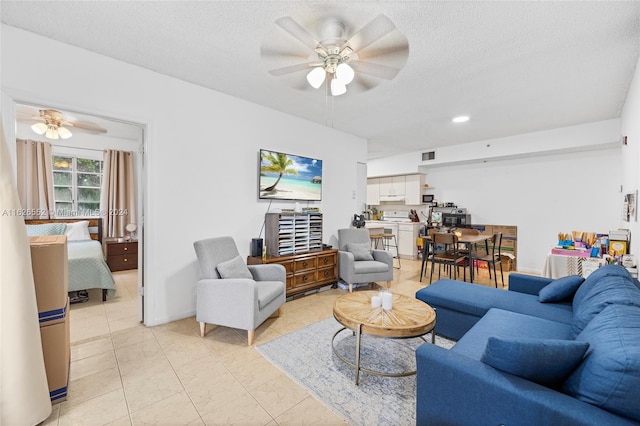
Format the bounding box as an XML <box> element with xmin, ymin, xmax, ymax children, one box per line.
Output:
<box><xmin>381</xmin><ymin>292</ymin><xmax>393</xmax><ymax>310</ymax></box>
<box><xmin>371</xmin><ymin>295</ymin><xmax>381</xmax><ymax>308</ymax></box>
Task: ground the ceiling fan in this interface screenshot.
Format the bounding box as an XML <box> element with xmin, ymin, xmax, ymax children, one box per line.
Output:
<box><xmin>263</xmin><ymin>13</ymin><xmax>409</xmax><ymax>96</ymax></box>
<box><xmin>28</xmin><ymin>109</ymin><xmax>107</xmax><ymax>140</ymax></box>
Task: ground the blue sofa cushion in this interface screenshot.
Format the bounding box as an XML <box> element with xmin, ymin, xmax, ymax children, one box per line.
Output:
<box><xmin>416</xmin><ymin>280</ymin><xmax>573</xmax><ymax>325</ymax></box>
<box><xmin>573</xmin><ymin>265</ymin><xmax>632</xmax><ymax>309</ymax></box>
<box><xmin>538</xmin><ymin>275</ymin><xmax>584</xmax><ymax>303</ymax></box>
<box><xmin>571</xmin><ymin>272</ymin><xmax>640</xmax><ymax>337</ymax></box>
<box><xmin>563</xmin><ymin>304</ymin><xmax>640</xmax><ymax>422</ymax></box>
<box><xmin>452</xmin><ymin>308</ymin><xmax>573</xmax><ymax>361</ymax></box>
<box><xmin>481</xmin><ymin>337</ymin><xmax>589</xmax><ymax>386</ymax></box>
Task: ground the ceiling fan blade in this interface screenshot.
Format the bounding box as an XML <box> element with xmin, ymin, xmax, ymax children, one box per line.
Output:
<box><xmin>62</xmin><ymin>120</ymin><xmax>107</xmax><ymax>134</ymax></box>
<box><xmin>268</xmin><ymin>63</ymin><xmax>315</xmax><ymax>77</ymax></box>
<box><xmin>351</xmin><ymin>61</ymin><xmax>400</xmax><ymax>80</ymax></box>
<box><xmin>347</xmin><ymin>14</ymin><xmax>396</xmax><ymax>53</ymax></box>
<box><xmin>275</xmin><ymin>16</ymin><xmax>319</xmax><ymax>52</ymax></box>
<box><xmin>356</xmin><ymin>44</ymin><xmax>409</xmax><ymax>61</ymax></box>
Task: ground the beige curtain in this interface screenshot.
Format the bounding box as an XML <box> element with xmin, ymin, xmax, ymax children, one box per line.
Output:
<box><xmin>2</xmin><ymin>128</ymin><xmax>52</xmax><ymax>423</ymax></box>
<box><xmin>101</xmin><ymin>149</ymin><xmax>136</xmax><ymax>239</ymax></box>
<box><xmin>16</xmin><ymin>139</ymin><xmax>55</xmax><ymax>219</ymax></box>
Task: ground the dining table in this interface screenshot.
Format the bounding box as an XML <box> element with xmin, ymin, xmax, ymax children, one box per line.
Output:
<box><xmin>422</xmin><ymin>233</ymin><xmax>492</xmax><ymax>283</ymax></box>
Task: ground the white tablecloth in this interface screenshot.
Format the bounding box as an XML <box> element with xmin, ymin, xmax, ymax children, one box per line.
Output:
<box><xmin>542</xmin><ymin>254</ymin><xmax>605</xmax><ymax>278</ymax></box>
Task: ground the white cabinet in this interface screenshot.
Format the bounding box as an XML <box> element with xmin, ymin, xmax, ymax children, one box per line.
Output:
<box><xmin>398</xmin><ymin>223</ymin><xmax>421</xmax><ymax>260</ymax></box>
<box><xmin>405</xmin><ymin>174</ymin><xmax>425</xmax><ymax>205</ymax></box>
<box><xmin>367</xmin><ymin>178</ymin><xmax>380</xmax><ymax>205</ymax></box>
<box><xmin>379</xmin><ymin>176</ymin><xmax>405</xmax><ymax>196</ymax></box>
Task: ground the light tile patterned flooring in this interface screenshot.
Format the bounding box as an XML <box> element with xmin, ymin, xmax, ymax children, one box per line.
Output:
<box><xmin>42</xmin><ymin>259</ymin><xmax>513</xmax><ymax>425</ymax></box>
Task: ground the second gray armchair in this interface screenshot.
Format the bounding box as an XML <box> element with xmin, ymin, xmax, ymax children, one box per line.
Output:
<box><xmin>338</xmin><ymin>228</ymin><xmax>394</xmax><ymax>292</ymax></box>
<box><xmin>193</xmin><ymin>236</ymin><xmax>286</xmax><ymax>345</ymax></box>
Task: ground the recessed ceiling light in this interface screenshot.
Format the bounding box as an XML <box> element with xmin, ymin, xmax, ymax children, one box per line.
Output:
<box><xmin>452</xmin><ymin>116</ymin><xmax>470</xmax><ymax>123</ymax></box>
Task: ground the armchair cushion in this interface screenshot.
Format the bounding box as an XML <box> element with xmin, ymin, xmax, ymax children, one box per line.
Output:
<box><xmin>217</xmin><ymin>255</ymin><xmax>252</xmax><ymax>279</ymax></box>
<box><xmin>538</xmin><ymin>275</ymin><xmax>585</xmax><ymax>303</ymax></box>
<box><xmin>481</xmin><ymin>337</ymin><xmax>588</xmax><ymax>386</ymax></box>
<box><xmin>346</xmin><ymin>242</ymin><xmax>374</xmax><ymax>261</ymax></box>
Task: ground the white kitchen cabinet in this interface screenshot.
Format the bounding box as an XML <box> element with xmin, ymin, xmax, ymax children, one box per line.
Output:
<box><xmin>405</xmin><ymin>174</ymin><xmax>426</xmax><ymax>205</ymax></box>
<box><xmin>367</xmin><ymin>178</ymin><xmax>380</xmax><ymax>205</ymax></box>
<box><xmin>379</xmin><ymin>176</ymin><xmax>405</xmax><ymax>196</ymax></box>
<box><xmin>398</xmin><ymin>222</ymin><xmax>421</xmax><ymax>260</ymax></box>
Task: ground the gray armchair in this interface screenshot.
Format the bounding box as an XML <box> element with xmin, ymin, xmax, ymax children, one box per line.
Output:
<box><xmin>193</xmin><ymin>236</ymin><xmax>286</xmax><ymax>345</ymax></box>
<box><xmin>338</xmin><ymin>228</ymin><xmax>394</xmax><ymax>293</ymax></box>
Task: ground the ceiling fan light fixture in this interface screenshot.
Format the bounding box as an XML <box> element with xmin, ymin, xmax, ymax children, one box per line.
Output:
<box><xmin>336</xmin><ymin>62</ymin><xmax>355</xmax><ymax>85</ymax></box>
<box><xmin>57</xmin><ymin>126</ymin><xmax>73</xmax><ymax>139</ymax></box>
<box><xmin>45</xmin><ymin>125</ymin><xmax>59</xmax><ymax>140</ymax></box>
<box><xmin>31</xmin><ymin>122</ymin><xmax>48</xmax><ymax>135</ymax></box>
<box><xmin>307</xmin><ymin>66</ymin><xmax>326</xmax><ymax>89</ymax></box>
<box><xmin>330</xmin><ymin>78</ymin><xmax>347</xmax><ymax>96</ymax></box>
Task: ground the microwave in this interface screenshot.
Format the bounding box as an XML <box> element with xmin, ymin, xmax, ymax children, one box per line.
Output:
<box><xmin>443</xmin><ymin>213</ymin><xmax>471</xmax><ymax>227</ymax></box>
<box><xmin>422</xmin><ymin>194</ymin><xmax>434</xmax><ymax>203</ymax></box>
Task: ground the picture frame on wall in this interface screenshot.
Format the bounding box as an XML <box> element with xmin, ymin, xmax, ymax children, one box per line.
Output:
<box><xmin>623</xmin><ymin>191</ymin><xmax>637</xmax><ymax>222</ymax></box>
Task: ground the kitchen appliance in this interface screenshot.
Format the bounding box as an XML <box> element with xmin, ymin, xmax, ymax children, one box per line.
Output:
<box><xmin>381</xmin><ymin>211</ymin><xmax>412</xmax><ymax>222</ymax></box>
<box><xmin>443</xmin><ymin>212</ymin><xmax>471</xmax><ymax>227</ymax></box>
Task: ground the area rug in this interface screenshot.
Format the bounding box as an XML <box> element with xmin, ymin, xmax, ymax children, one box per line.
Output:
<box><xmin>256</xmin><ymin>316</ymin><xmax>455</xmax><ymax>425</ymax></box>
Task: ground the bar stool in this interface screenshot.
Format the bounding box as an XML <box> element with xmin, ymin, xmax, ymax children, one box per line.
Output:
<box><xmin>370</xmin><ymin>233</ymin><xmax>384</xmax><ymax>249</ymax></box>
<box><xmin>381</xmin><ymin>232</ymin><xmax>400</xmax><ymax>269</ymax></box>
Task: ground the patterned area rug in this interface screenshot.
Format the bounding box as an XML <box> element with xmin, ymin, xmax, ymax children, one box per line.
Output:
<box><xmin>256</xmin><ymin>316</ymin><xmax>455</xmax><ymax>425</ymax></box>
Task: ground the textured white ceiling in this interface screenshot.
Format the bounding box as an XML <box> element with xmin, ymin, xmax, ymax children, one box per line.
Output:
<box><xmin>2</xmin><ymin>1</ymin><xmax>639</xmax><ymax>159</ymax></box>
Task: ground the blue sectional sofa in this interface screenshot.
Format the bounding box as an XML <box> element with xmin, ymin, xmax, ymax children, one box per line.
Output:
<box><xmin>414</xmin><ymin>265</ymin><xmax>640</xmax><ymax>425</ymax></box>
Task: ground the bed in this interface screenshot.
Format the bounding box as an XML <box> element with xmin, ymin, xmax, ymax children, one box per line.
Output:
<box><xmin>25</xmin><ymin>218</ymin><xmax>116</xmax><ymax>302</ymax></box>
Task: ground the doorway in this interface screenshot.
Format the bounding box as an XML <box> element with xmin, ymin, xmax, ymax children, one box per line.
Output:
<box><xmin>12</xmin><ymin>100</ymin><xmax>147</xmax><ymax>325</ymax></box>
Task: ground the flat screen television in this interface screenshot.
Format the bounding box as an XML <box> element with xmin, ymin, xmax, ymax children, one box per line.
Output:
<box><xmin>259</xmin><ymin>149</ymin><xmax>322</xmax><ymax>201</ymax></box>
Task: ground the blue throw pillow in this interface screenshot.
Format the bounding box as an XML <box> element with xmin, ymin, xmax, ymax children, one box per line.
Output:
<box><xmin>481</xmin><ymin>337</ymin><xmax>589</xmax><ymax>386</ymax></box>
<box><xmin>563</xmin><ymin>304</ymin><xmax>640</xmax><ymax>422</ymax></box>
<box><xmin>538</xmin><ymin>275</ymin><xmax>584</xmax><ymax>303</ymax></box>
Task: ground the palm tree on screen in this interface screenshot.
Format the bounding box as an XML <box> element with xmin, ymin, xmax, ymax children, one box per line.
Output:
<box><xmin>261</xmin><ymin>152</ymin><xmax>298</xmax><ymax>192</ymax></box>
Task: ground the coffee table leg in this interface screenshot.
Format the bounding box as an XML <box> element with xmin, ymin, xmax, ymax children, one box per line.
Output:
<box><xmin>355</xmin><ymin>323</ymin><xmax>362</xmax><ymax>385</ymax></box>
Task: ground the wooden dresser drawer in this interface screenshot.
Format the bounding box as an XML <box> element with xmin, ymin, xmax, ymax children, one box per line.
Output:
<box><xmin>317</xmin><ymin>265</ymin><xmax>337</xmax><ymax>282</ymax></box>
<box><xmin>317</xmin><ymin>252</ymin><xmax>336</xmax><ymax>267</ymax></box>
<box><xmin>107</xmin><ymin>242</ymin><xmax>138</xmax><ymax>255</ymax></box>
<box><xmin>294</xmin><ymin>271</ymin><xmax>316</xmax><ymax>287</ymax></box>
<box><xmin>106</xmin><ymin>241</ymin><xmax>138</xmax><ymax>271</ymax></box>
<box><xmin>294</xmin><ymin>256</ymin><xmax>316</xmax><ymax>272</ymax></box>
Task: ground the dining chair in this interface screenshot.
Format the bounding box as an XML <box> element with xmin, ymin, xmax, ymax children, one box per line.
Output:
<box><xmin>473</xmin><ymin>232</ymin><xmax>504</xmax><ymax>287</ymax></box>
<box><xmin>420</xmin><ymin>228</ymin><xmax>438</xmax><ymax>282</ymax></box>
<box><xmin>430</xmin><ymin>232</ymin><xmax>467</xmax><ymax>284</ymax></box>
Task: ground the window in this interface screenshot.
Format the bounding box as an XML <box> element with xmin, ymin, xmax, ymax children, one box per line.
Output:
<box><xmin>53</xmin><ymin>155</ymin><xmax>103</xmax><ymax>217</ymax></box>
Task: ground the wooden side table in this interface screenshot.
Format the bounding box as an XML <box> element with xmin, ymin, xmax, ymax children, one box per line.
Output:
<box><xmin>106</xmin><ymin>240</ymin><xmax>138</xmax><ymax>271</ymax></box>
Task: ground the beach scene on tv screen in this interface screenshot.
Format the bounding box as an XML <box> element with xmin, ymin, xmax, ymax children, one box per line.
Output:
<box><xmin>260</xmin><ymin>150</ymin><xmax>322</xmax><ymax>201</ymax></box>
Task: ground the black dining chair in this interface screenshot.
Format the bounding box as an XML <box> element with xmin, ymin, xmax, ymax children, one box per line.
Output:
<box><xmin>419</xmin><ymin>228</ymin><xmax>438</xmax><ymax>282</ymax></box>
<box><xmin>430</xmin><ymin>232</ymin><xmax>467</xmax><ymax>284</ymax></box>
<box><xmin>473</xmin><ymin>232</ymin><xmax>504</xmax><ymax>287</ymax></box>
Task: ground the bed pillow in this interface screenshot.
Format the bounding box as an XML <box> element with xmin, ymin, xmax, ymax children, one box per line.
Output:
<box><xmin>217</xmin><ymin>255</ymin><xmax>253</xmax><ymax>279</ymax></box>
<box><xmin>481</xmin><ymin>337</ymin><xmax>589</xmax><ymax>386</ymax></box>
<box><xmin>538</xmin><ymin>275</ymin><xmax>585</xmax><ymax>303</ymax></box>
<box><xmin>346</xmin><ymin>242</ymin><xmax>374</xmax><ymax>261</ymax></box>
<box><xmin>26</xmin><ymin>223</ymin><xmax>67</xmax><ymax>236</ymax></box>
<box><xmin>65</xmin><ymin>220</ymin><xmax>92</xmax><ymax>241</ymax></box>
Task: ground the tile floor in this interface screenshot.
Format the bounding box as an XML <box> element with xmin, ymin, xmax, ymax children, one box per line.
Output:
<box><xmin>42</xmin><ymin>258</ymin><xmax>514</xmax><ymax>425</ymax></box>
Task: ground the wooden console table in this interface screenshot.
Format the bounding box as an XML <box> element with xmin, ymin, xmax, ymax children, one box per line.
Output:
<box><xmin>247</xmin><ymin>248</ymin><xmax>338</xmax><ymax>297</ymax></box>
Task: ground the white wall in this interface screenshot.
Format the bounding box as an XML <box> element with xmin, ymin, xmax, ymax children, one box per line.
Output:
<box><xmin>1</xmin><ymin>25</ymin><xmax>367</xmax><ymax>326</ymax></box>
<box><xmin>620</xmin><ymin>56</ymin><xmax>640</xmax><ymax>258</ymax></box>
<box><xmin>368</xmin><ymin>120</ymin><xmax>623</xmax><ymax>274</ymax></box>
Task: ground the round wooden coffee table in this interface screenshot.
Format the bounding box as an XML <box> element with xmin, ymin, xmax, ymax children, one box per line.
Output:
<box><xmin>332</xmin><ymin>290</ymin><xmax>436</xmax><ymax>385</ymax></box>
